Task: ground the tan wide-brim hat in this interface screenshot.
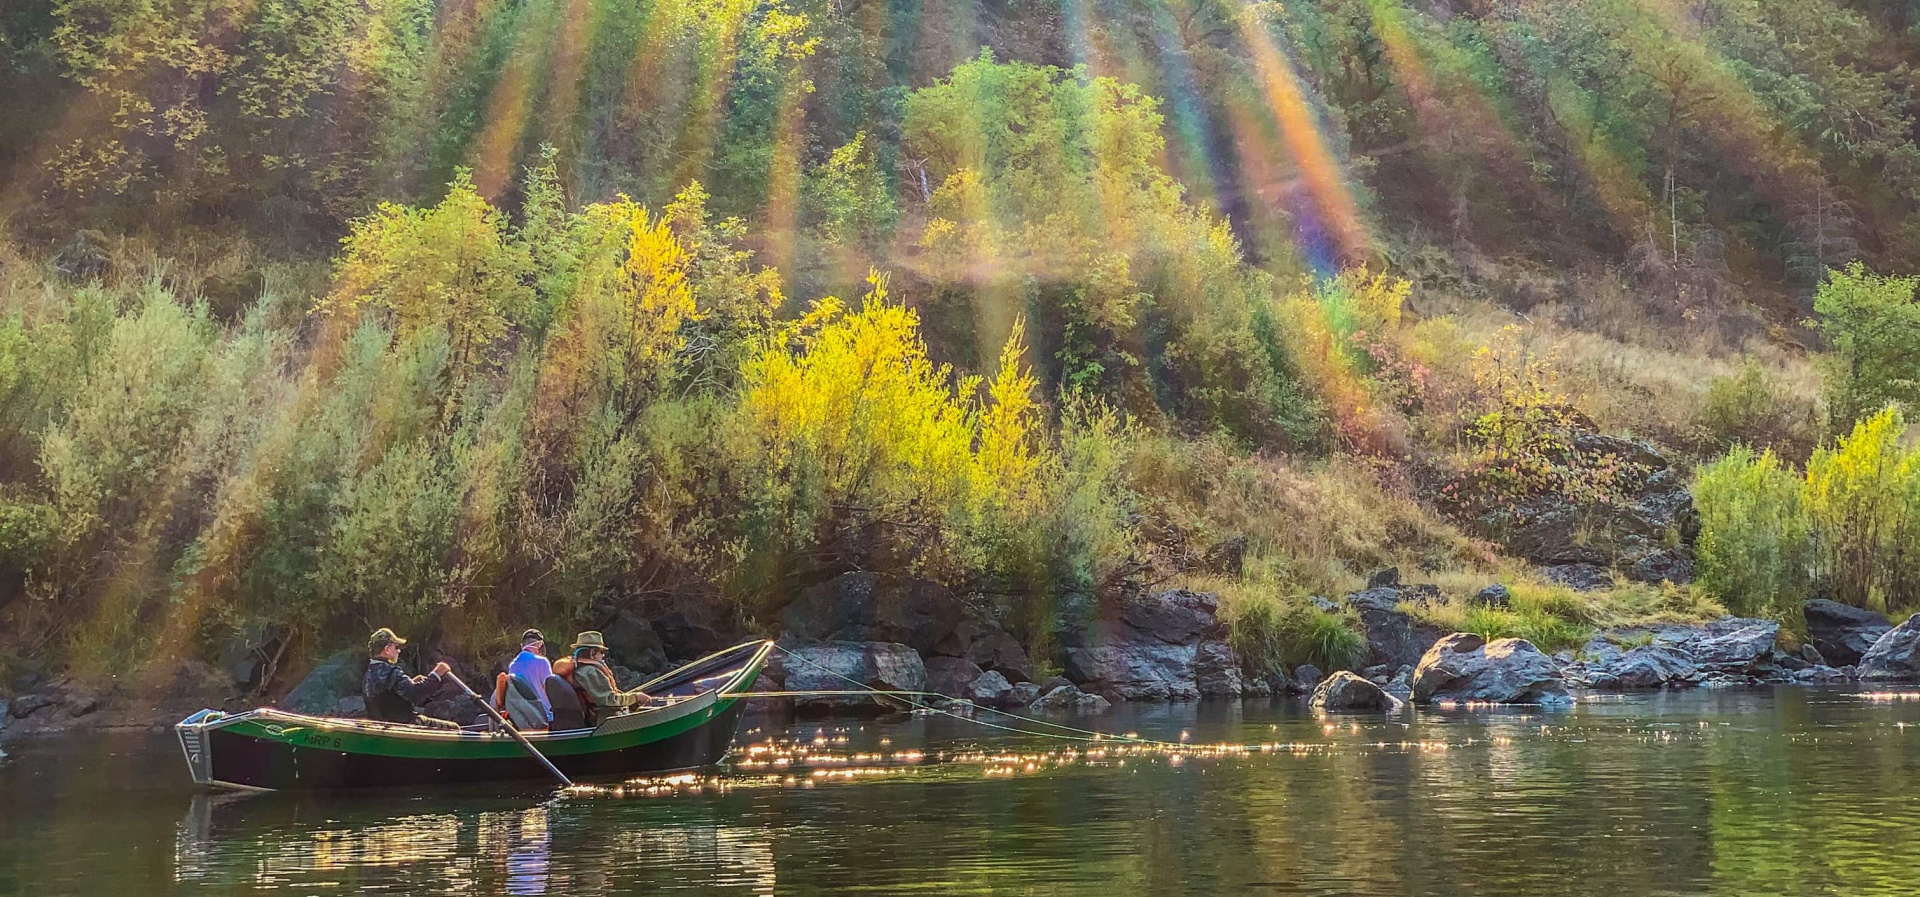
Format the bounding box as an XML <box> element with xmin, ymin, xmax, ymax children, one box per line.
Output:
<box><xmin>571</xmin><ymin>631</ymin><xmax>608</xmax><ymax>651</ymax></box>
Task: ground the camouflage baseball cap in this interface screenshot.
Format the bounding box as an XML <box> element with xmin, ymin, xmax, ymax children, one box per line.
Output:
<box><xmin>368</xmin><ymin>627</ymin><xmax>407</xmax><ymax>654</ymax></box>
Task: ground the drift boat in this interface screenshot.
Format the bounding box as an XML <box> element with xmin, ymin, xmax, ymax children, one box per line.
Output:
<box><xmin>175</xmin><ymin>640</ymin><xmax>773</xmax><ymax>791</ymax></box>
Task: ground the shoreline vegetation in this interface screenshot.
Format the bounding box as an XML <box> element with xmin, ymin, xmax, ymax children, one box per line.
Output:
<box><xmin>4</xmin><ymin>2</ymin><xmax>1920</xmax><ymax>732</ymax></box>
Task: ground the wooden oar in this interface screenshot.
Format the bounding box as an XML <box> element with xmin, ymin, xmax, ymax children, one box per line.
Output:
<box><xmin>446</xmin><ymin>672</ymin><xmax>573</xmax><ymax>788</ymax></box>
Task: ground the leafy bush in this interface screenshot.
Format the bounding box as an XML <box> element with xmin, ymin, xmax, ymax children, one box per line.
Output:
<box><xmin>1811</xmin><ymin>263</ymin><xmax>1920</xmax><ymax>434</ymax></box>
<box><xmin>1698</xmin><ymin>359</ymin><xmax>1816</xmax><ymax>461</ymax></box>
<box><xmin>1803</xmin><ymin>407</ymin><xmax>1920</xmax><ymax>612</ymax></box>
<box><xmin>1693</xmin><ymin>444</ymin><xmax>1812</xmax><ymax>617</ymax></box>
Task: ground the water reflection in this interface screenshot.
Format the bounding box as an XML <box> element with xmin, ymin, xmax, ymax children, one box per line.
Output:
<box><xmin>5</xmin><ymin>687</ymin><xmax>1920</xmax><ymax>895</ymax></box>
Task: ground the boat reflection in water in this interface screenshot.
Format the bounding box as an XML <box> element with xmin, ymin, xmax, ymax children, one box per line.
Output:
<box><xmin>173</xmin><ymin>792</ymin><xmax>778</xmax><ymax>894</ymax></box>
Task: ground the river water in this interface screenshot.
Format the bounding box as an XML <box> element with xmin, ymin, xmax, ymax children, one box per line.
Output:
<box><xmin>3</xmin><ymin>686</ymin><xmax>1919</xmax><ymax>896</ymax></box>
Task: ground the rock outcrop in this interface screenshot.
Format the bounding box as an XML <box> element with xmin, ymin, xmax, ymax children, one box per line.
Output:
<box><xmin>1860</xmin><ymin>617</ymin><xmax>1920</xmax><ymax>681</ymax></box>
<box><xmin>781</xmin><ymin>641</ymin><xmax>928</xmax><ymax>714</ymax></box>
<box><xmin>1412</xmin><ymin>633</ymin><xmax>1572</xmax><ymax>705</ymax></box>
<box><xmin>925</xmin><ymin>656</ymin><xmax>985</xmax><ymax>698</ymax></box>
<box><xmin>1689</xmin><ymin>621</ymin><xmax>1781</xmax><ymax>673</ymax></box>
<box><xmin>1570</xmin><ymin>645</ymin><xmax>1698</xmax><ymax>689</ymax></box>
<box><xmin>1805</xmin><ymin>600</ymin><xmax>1892</xmax><ymax>667</ymax></box>
<box><xmin>282</xmin><ymin>650</ymin><xmax>363</xmax><ymax>715</ymax></box>
<box><xmin>1310</xmin><ymin>671</ymin><xmax>1402</xmax><ymax>711</ymax></box>
<box><xmin>1345</xmin><ymin>585</ymin><xmax>1447</xmax><ymax>670</ymax></box>
<box><xmin>1065</xmin><ymin>589</ymin><xmax>1243</xmax><ymax>700</ymax></box>
<box><xmin>1464</xmin><ymin>434</ymin><xmax>1696</xmax><ymax>585</ymax></box>
<box><xmin>965</xmin><ymin>671</ymin><xmax>1013</xmax><ymax>707</ymax></box>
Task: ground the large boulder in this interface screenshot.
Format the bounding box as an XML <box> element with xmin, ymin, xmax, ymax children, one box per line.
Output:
<box><xmin>1412</xmin><ymin>633</ymin><xmax>1571</xmax><ymax>705</ymax></box>
<box><xmin>1310</xmin><ymin>672</ymin><xmax>1402</xmax><ymax>711</ymax></box>
<box><xmin>782</xmin><ymin>573</ymin><xmax>965</xmax><ymax>657</ymax></box>
<box><xmin>281</xmin><ymin>650</ymin><xmax>363</xmax><ymax>715</ymax></box>
<box><xmin>1064</xmin><ymin>589</ymin><xmax>1242</xmax><ymax>701</ymax></box>
<box><xmin>783</xmin><ymin>642</ymin><xmax>928</xmax><ymax>714</ymax></box>
<box><xmin>1805</xmin><ymin>600</ymin><xmax>1892</xmax><ymax>667</ymax></box>
<box><xmin>1688</xmin><ymin>621</ymin><xmax>1780</xmax><ymax>672</ymax></box>
<box><xmin>591</xmin><ymin>602</ymin><xmax>669</xmax><ymax>676</ymax></box>
<box><xmin>1573</xmin><ymin>645</ymin><xmax>1699</xmax><ymax>690</ymax></box>
<box><xmin>1029</xmin><ymin>684</ymin><xmax>1113</xmax><ymax>715</ymax></box>
<box><xmin>1859</xmin><ymin>617</ymin><xmax>1920</xmax><ymax>681</ymax></box>
<box><xmin>1193</xmin><ymin>641</ymin><xmax>1246</xmax><ymax>697</ymax></box>
<box><xmin>1344</xmin><ymin>587</ymin><xmax>1447</xmax><ymax>670</ymax></box>
<box><xmin>965</xmin><ymin>670</ymin><xmax>1013</xmax><ymax>707</ymax></box>
<box><xmin>950</xmin><ymin>615</ymin><xmax>1036</xmax><ymax>683</ymax></box>
<box><xmin>925</xmin><ymin>656</ymin><xmax>985</xmax><ymax>698</ymax></box>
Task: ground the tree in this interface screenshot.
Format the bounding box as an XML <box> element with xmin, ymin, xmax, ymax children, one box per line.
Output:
<box><xmin>1810</xmin><ymin>262</ymin><xmax>1920</xmax><ymax>432</ymax></box>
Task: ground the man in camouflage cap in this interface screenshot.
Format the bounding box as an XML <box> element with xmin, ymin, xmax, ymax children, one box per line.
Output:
<box><xmin>362</xmin><ymin>627</ymin><xmax>457</xmax><ymax>728</ymax></box>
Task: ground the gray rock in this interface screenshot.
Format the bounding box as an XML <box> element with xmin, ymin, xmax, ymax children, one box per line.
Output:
<box><xmin>1244</xmin><ymin>676</ymin><xmax>1274</xmax><ymax>698</ymax></box>
<box><xmin>1037</xmin><ymin>675</ymin><xmax>1075</xmax><ymax>696</ymax></box>
<box><xmin>1473</xmin><ymin>584</ymin><xmax>1512</xmax><ymax>608</ymax></box>
<box><xmin>1383</xmin><ymin>666</ymin><xmax>1415</xmax><ymax>701</ymax></box>
<box><xmin>955</xmin><ymin>621</ymin><xmax>1035</xmax><ymax>683</ymax></box>
<box><xmin>926</xmin><ymin>656</ymin><xmax>986</xmax><ymax>698</ymax></box>
<box><xmin>1345</xmin><ymin>587</ymin><xmax>1446</xmax><ymax>670</ymax></box>
<box><xmin>1193</xmin><ymin>641</ymin><xmax>1245</xmax><ymax>697</ymax></box>
<box><xmin>8</xmin><ymin>694</ymin><xmax>49</xmax><ymax>719</ymax></box>
<box><xmin>1593</xmin><ymin>645</ymin><xmax>1698</xmax><ymax>689</ymax></box>
<box><xmin>1797</xmin><ymin>666</ymin><xmax>1849</xmax><ymax>683</ymax></box>
<box><xmin>282</xmin><ymin>650</ymin><xmax>364</xmax><ymax>715</ymax></box>
<box><xmin>1690</xmin><ymin>622</ymin><xmax>1780</xmax><ymax>672</ymax></box>
<box><xmin>965</xmin><ymin>670</ymin><xmax>1013</xmax><ymax>707</ymax></box>
<box><xmin>1291</xmin><ymin>664</ymin><xmax>1324</xmax><ymax>694</ymax></box>
<box><xmin>1029</xmin><ymin>684</ymin><xmax>1112</xmax><ymax>714</ymax></box>
<box><xmin>1309</xmin><ymin>595</ymin><xmax>1340</xmax><ymax>614</ymax></box>
<box><xmin>1310</xmin><ymin>671</ymin><xmax>1402</xmax><ymax>711</ymax></box>
<box><xmin>1412</xmin><ymin>633</ymin><xmax>1572</xmax><ymax>705</ymax></box>
<box><xmin>1860</xmin><ymin>617</ymin><xmax>1920</xmax><ymax>681</ymax></box>
<box><xmin>592</xmin><ymin>602</ymin><xmax>669</xmax><ymax>676</ymax></box>
<box><xmin>1805</xmin><ymin>600</ymin><xmax>1892</xmax><ymax>667</ymax></box>
<box><xmin>1367</xmin><ymin>567</ymin><xmax>1402</xmax><ymax>589</ymax></box>
<box><xmin>1064</xmin><ymin>589</ymin><xmax>1239</xmax><ymax>701</ymax></box>
<box><xmin>1801</xmin><ymin>643</ymin><xmax>1828</xmax><ymax>665</ymax></box>
<box><xmin>781</xmin><ymin>573</ymin><xmax>965</xmax><ymax>657</ymax></box>
<box><xmin>1631</xmin><ymin>550</ymin><xmax>1694</xmax><ymax>585</ymax></box>
<box><xmin>1542</xmin><ymin>563</ymin><xmax>1612</xmax><ymax>591</ymax></box>
<box><xmin>783</xmin><ymin>642</ymin><xmax>928</xmax><ymax>714</ymax></box>
<box><xmin>1005</xmin><ymin>682</ymin><xmax>1043</xmax><ymax>708</ymax></box>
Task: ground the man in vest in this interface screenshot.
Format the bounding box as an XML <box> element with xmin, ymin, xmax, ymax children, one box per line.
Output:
<box><xmin>555</xmin><ymin>631</ymin><xmax>651</xmax><ymax>724</ymax></box>
<box><xmin>362</xmin><ymin>627</ymin><xmax>458</xmax><ymax>729</ymax></box>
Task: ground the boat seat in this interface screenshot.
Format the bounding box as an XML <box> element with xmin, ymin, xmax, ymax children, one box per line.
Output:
<box><xmin>545</xmin><ymin>674</ymin><xmax>588</xmax><ymax>731</ymax></box>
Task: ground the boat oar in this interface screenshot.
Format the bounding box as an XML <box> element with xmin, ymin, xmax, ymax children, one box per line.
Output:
<box><xmin>445</xmin><ymin>672</ymin><xmax>572</xmax><ymax>788</ymax></box>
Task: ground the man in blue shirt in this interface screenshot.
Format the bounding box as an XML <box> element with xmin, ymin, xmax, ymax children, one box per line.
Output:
<box><xmin>507</xmin><ymin>629</ymin><xmax>554</xmax><ymax>722</ymax></box>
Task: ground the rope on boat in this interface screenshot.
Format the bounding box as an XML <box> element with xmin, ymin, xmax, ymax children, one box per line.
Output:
<box><xmin>763</xmin><ymin>643</ymin><xmax>1188</xmax><ymax>749</ymax></box>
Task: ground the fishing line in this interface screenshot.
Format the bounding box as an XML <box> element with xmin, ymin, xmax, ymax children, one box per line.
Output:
<box><xmin>764</xmin><ymin>643</ymin><xmax>1192</xmax><ymax>750</ymax></box>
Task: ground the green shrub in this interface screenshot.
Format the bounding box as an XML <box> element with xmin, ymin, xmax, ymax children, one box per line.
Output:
<box><xmin>1459</xmin><ymin>605</ymin><xmax>1590</xmax><ymax>654</ymax></box>
<box><xmin>1699</xmin><ymin>359</ymin><xmax>1816</xmax><ymax>461</ymax></box>
<box><xmin>1811</xmin><ymin>263</ymin><xmax>1920</xmax><ymax>435</ymax></box>
<box><xmin>1804</xmin><ymin>407</ymin><xmax>1920</xmax><ymax>612</ymax></box>
<box><xmin>1693</xmin><ymin>444</ymin><xmax>1812</xmax><ymax>617</ymax></box>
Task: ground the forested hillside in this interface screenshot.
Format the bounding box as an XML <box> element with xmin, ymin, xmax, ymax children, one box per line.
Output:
<box><xmin>2</xmin><ymin>0</ymin><xmax>1919</xmax><ymax>688</ymax></box>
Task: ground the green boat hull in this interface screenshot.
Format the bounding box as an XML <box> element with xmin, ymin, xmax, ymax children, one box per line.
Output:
<box><xmin>176</xmin><ymin>641</ymin><xmax>772</xmax><ymax>791</ymax></box>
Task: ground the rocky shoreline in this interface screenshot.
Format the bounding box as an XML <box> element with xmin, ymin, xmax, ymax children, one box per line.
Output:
<box><xmin>9</xmin><ymin>570</ymin><xmax>1920</xmax><ymax>744</ymax></box>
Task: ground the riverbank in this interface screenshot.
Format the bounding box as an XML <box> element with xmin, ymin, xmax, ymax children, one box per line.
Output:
<box><xmin>7</xmin><ymin>573</ymin><xmax>1914</xmax><ymax>744</ymax></box>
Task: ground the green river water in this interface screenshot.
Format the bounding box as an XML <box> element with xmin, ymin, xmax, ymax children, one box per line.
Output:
<box><xmin>3</xmin><ymin>686</ymin><xmax>1919</xmax><ymax>896</ymax></box>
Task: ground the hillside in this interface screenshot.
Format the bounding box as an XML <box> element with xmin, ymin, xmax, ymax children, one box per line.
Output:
<box><xmin>1</xmin><ymin>0</ymin><xmax>1918</xmax><ymax>691</ymax></box>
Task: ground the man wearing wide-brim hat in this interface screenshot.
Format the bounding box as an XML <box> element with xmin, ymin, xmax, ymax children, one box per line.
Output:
<box><xmin>556</xmin><ymin>630</ymin><xmax>650</xmax><ymax>723</ymax></box>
